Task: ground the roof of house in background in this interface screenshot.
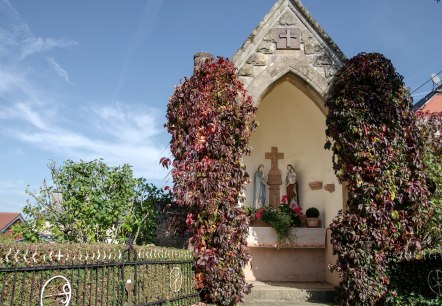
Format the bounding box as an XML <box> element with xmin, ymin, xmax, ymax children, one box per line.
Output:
<box><xmin>0</xmin><ymin>212</ymin><xmax>23</xmax><ymax>232</ymax></box>
<box><xmin>414</xmin><ymin>83</ymin><xmax>442</xmax><ymax>112</ymax></box>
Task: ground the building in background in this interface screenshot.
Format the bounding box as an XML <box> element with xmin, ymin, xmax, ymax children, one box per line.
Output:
<box><xmin>0</xmin><ymin>212</ymin><xmax>23</xmax><ymax>240</ymax></box>
<box><xmin>414</xmin><ymin>75</ymin><xmax>442</xmax><ymax>113</ymax></box>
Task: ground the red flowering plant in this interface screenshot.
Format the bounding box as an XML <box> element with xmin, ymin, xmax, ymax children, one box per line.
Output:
<box><xmin>247</xmin><ymin>195</ymin><xmax>303</xmax><ymax>242</ymax></box>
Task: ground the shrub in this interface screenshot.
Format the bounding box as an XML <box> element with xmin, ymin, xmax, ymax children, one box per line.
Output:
<box><xmin>305</xmin><ymin>207</ymin><xmax>319</xmax><ymax>218</ymax></box>
<box><xmin>385</xmin><ymin>249</ymin><xmax>442</xmax><ymax>305</ymax></box>
<box><xmin>164</xmin><ymin>56</ymin><xmax>256</xmax><ymax>305</ymax></box>
<box><xmin>325</xmin><ymin>53</ymin><xmax>431</xmax><ymax>305</ymax></box>
<box><xmin>14</xmin><ymin>159</ymin><xmax>169</xmax><ymax>245</ymax></box>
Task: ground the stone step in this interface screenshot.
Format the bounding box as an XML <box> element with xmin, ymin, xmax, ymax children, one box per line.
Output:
<box><xmin>242</xmin><ymin>281</ymin><xmax>336</xmax><ymax>305</ymax></box>
<box><xmin>242</xmin><ymin>300</ymin><xmax>334</xmax><ymax>306</ymax></box>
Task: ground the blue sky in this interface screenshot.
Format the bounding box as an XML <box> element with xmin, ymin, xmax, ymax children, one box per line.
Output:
<box><xmin>0</xmin><ymin>0</ymin><xmax>441</xmax><ymax>213</ymax></box>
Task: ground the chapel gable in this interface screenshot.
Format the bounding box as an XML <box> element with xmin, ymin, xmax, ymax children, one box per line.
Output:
<box><xmin>232</xmin><ymin>0</ymin><xmax>346</xmax><ymax>104</ymax></box>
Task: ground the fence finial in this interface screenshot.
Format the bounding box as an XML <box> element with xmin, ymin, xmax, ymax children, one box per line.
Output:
<box><xmin>5</xmin><ymin>248</ymin><xmax>12</xmax><ymax>263</ymax></box>
<box><xmin>32</xmin><ymin>250</ymin><xmax>37</xmax><ymax>264</ymax></box>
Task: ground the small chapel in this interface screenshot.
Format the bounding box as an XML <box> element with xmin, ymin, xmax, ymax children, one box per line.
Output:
<box><xmin>230</xmin><ymin>0</ymin><xmax>346</xmax><ymax>285</ymax></box>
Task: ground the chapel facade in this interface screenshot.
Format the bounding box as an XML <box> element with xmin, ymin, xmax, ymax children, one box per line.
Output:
<box><xmin>232</xmin><ymin>0</ymin><xmax>347</xmax><ymax>285</ymax></box>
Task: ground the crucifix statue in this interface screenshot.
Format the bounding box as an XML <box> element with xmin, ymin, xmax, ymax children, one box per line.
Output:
<box><xmin>265</xmin><ymin>147</ymin><xmax>284</xmax><ymax>206</ymax></box>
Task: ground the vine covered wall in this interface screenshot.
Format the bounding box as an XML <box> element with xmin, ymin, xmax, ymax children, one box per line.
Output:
<box><xmin>325</xmin><ymin>53</ymin><xmax>431</xmax><ymax>305</ymax></box>
<box><xmin>164</xmin><ymin>56</ymin><xmax>256</xmax><ymax>305</ymax></box>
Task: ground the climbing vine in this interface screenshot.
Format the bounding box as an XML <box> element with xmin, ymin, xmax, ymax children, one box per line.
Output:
<box><xmin>163</xmin><ymin>57</ymin><xmax>256</xmax><ymax>305</ymax></box>
<box><xmin>325</xmin><ymin>53</ymin><xmax>431</xmax><ymax>305</ymax></box>
<box><xmin>416</xmin><ymin>111</ymin><xmax>442</xmax><ymax>248</ymax></box>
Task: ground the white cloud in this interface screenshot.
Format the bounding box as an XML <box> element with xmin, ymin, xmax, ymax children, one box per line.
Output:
<box><xmin>15</xmin><ymin>102</ymin><xmax>49</xmax><ymax>130</ymax></box>
<box><xmin>20</xmin><ymin>35</ymin><xmax>77</xmax><ymax>59</ymax></box>
<box><xmin>5</xmin><ymin>102</ymin><xmax>169</xmax><ymax>182</ymax></box>
<box><xmin>0</xmin><ymin>68</ymin><xmax>168</xmax><ymax>182</ymax></box>
<box><xmin>0</xmin><ymin>0</ymin><xmax>170</xmax><ymax>210</ymax></box>
<box><xmin>113</xmin><ymin>0</ymin><xmax>162</xmax><ymax>99</ymax></box>
<box><xmin>0</xmin><ymin>0</ymin><xmax>77</xmax><ymax>60</ymax></box>
<box><xmin>0</xmin><ymin>70</ymin><xmax>55</xmax><ymax>130</ymax></box>
<box><xmin>92</xmin><ymin>104</ymin><xmax>161</xmax><ymax>141</ymax></box>
<box><xmin>47</xmin><ymin>57</ymin><xmax>73</xmax><ymax>84</ymax></box>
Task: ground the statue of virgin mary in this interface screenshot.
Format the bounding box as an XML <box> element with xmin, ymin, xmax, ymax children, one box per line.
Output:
<box><xmin>253</xmin><ymin>164</ymin><xmax>266</xmax><ymax>208</ymax></box>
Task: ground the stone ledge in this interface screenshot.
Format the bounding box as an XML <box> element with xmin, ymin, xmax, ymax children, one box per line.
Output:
<box><xmin>247</xmin><ymin>227</ymin><xmax>326</xmax><ymax>248</ymax></box>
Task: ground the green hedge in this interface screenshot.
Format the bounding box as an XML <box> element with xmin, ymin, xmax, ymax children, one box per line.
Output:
<box><xmin>385</xmin><ymin>249</ymin><xmax>442</xmax><ymax>305</ymax></box>
<box><xmin>0</xmin><ymin>243</ymin><xmax>198</xmax><ymax>306</ymax></box>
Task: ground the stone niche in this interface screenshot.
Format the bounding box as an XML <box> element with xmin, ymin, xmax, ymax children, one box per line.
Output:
<box><xmin>241</xmin><ymin>70</ymin><xmax>343</xmax><ymax>284</ymax></box>
<box><xmin>243</xmin><ymin>79</ymin><xmax>343</xmax><ymax>227</ymax></box>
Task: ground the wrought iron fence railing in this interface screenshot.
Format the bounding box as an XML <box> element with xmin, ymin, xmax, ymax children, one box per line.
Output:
<box><xmin>0</xmin><ymin>243</ymin><xmax>199</xmax><ymax>306</ymax></box>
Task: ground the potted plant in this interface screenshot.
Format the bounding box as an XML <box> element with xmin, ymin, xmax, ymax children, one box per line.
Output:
<box><xmin>305</xmin><ymin>207</ymin><xmax>320</xmax><ymax>228</ymax></box>
<box><xmin>246</xmin><ymin>195</ymin><xmax>303</xmax><ymax>242</ymax></box>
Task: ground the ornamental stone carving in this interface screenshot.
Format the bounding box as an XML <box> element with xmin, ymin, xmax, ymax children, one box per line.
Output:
<box><xmin>246</xmin><ymin>54</ymin><xmax>267</xmax><ymax>66</ymax></box>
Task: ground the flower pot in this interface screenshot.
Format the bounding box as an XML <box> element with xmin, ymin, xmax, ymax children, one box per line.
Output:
<box><xmin>250</xmin><ymin>219</ymin><xmax>272</xmax><ymax>227</ymax></box>
<box><xmin>306</xmin><ymin>217</ymin><xmax>320</xmax><ymax>228</ymax></box>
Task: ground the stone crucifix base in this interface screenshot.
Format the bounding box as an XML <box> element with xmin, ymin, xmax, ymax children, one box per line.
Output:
<box><xmin>269</xmin><ymin>184</ymin><xmax>281</xmax><ymax>207</ymax></box>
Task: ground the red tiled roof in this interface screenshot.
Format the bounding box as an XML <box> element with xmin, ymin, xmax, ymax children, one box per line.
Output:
<box><xmin>415</xmin><ymin>83</ymin><xmax>442</xmax><ymax>112</ymax></box>
<box><xmin>0</xmin><ymin>212</ymin><xmax>22</xmax><ymax>231</ymax></box>
<box><xmin>421</xmin><ymin>94</ymin><xmax>442</xmax><ymax>113</ymax></box>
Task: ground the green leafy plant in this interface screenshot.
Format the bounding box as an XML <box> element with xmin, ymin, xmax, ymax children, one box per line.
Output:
<box><xmin>325</xmin><ymin>53</ymin><xmax>431</xmax><ymax>305</ymax></box>
<box><xmin>305</xmin><ymin>207</ymin><xmax>320</xmax><ymax>218</ymax></box>
<box><xmin>248</xmin><ymin>196</ymin><xmax>302</xmax><ymax>243</ymax></box>
<box><xmin>163</xmin><ymin>56</ymin><xmax>256</xmax><ymax>305</ymax></box>
<box><xmin>14</xmin><ymin>159</ymin><xmax>169</xmax><ymax>245</ymax></box>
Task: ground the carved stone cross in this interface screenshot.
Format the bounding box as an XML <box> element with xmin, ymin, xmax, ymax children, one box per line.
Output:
<box><xmin>276</xmin><ymin>28</ymin><xmax>301</xmax><ymax>50</ymax></box>
<box><xmin>265</xmin><ymin>147</ymin><xmax>284</xmax><ymax>172</ymax></box>
<box><xmin>265</xmin><ymin>147</ymin><xmax>284</xmax><ymax>206</ymax></box>
<box><xmin>280</xmin><ymin>29</ymin><xmax>297</xmax><ymax>48</ymax></box>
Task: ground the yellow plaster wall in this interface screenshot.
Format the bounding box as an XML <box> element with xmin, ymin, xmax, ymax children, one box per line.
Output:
<box><xmin>244</xmin><ymin>80</ymin><xmax>342</xmax><ymax>230</ymax></box>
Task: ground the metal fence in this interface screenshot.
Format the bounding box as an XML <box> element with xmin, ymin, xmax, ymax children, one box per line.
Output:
<box><xmin>0</xmin><ymin>244</ymin><xmax>199</xmax><ymax>306</ymax></box>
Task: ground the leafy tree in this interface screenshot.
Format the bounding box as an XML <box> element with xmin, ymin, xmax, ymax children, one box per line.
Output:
<box><xmin>325</xmin><ymin>53</ymin><xmax>431</xmax><ymax>305</ymax></box>
<box><xmin>164</xmin><ymin>56</ymin><xmax>256</xmax><ymax>305</ymax></box>
<box><xmin>14</xmin><ymin>159</ymin><xmax>168</xmax><ymax>244</ymax></box>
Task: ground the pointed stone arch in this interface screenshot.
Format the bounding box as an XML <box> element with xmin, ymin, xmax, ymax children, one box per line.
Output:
<box><xmin>255</xmin><ymin>69</ymin><xmax>327</xmax><ymax>115</ymax></box>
